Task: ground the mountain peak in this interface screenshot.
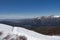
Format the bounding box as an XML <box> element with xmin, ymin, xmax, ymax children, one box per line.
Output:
<box><xmin>37</xmin><ymin>15</ymin><xmax>60</xmax><ymax>19</ymax></box>
<box><xmin>53</xmin><ymin>16</ymin><xmax>60</xmax><ymax>18</ymax></box>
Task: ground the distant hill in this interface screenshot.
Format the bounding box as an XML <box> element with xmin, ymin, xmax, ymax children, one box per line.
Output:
<box><xmin>0</xmin><ymin>15</ymin><xmax>60</xmax><ymax>28</ymax></box>
<box><xmin>0</xmin><ymin>15</ymin><xmax>60</xmax><ymax>35</ymax></box>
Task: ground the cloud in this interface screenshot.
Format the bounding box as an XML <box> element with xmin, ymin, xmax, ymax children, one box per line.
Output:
<box><xmin>0</xmin><ymin>14</ymin><xmax>37</xmax><ymax>19</ymax></box>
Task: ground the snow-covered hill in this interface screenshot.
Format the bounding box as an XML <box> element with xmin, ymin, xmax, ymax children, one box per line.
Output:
<box><xmin>13</xmin><ymin>27</ymin><xmax>60</xmax><ymax>40</ymax></box>
<box><xmin>0</xmin><ymin>24</ymin><xmax>60</xmax><ymax>40</ymax></box>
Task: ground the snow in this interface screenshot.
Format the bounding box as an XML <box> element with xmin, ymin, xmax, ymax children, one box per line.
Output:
<box><xmin>13</xmin><ymin>27</ymin><xmax>60</xmax><ymax>40</ymax></box>
<box><xmin>0</xmin><ymin>24</ymin><xmax>13</xmax><ymax>39</ymax></box>
<box><xmin>0</xmin><ymin>24</ymin><xmax>60</xmax><ymax>40</ymax></box>
<box><xmin>53</xmin><ymin>16</ymin><xmax>60</xmax><ymax>18</ymax></box>
<box><xmin>13</xmin><ymin>27</ymin><xmax>43</xmax><ymax>40</ymax></box>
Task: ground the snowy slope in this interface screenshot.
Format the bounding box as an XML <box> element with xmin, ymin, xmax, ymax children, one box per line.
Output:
<box><xmin>13</xmin><ymin>27</ymin><xmax>43</xmax><ymax>40</ymax></box>
<box><xmin>13</xmin><ymin>27</ymin><xmax>60</xmax><ymax>40</ymax></box>
<box><xmin>0</xmin><ymin>24</ymin><xmax>60</xmax><ymax>40</ymax></box>
<box><xmin>0</xmin><ymin>24</ymin><xmax>13</xmax><ymax>39</ymax></box>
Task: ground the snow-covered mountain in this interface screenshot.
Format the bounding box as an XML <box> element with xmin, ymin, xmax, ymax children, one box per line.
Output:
<box><xmin>0</xmin><ymin>24</ymin><xmax>60</xmax><ymax>40</ymax></box>
<box><xmin>37</xmin><ymin>15</ymin><xmax>60</xmax><ymax>19</ymax></box>
<box><xmin>53</xmin><ymin>16</ymin><xmax>60</xmax><ymax>18</ymax></box>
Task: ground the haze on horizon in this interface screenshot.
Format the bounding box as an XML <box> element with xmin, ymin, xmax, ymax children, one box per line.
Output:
<box><xmin>0</xmin><ymin>0</ymin><xmax>60</xmax><ymax>19</ymax></box>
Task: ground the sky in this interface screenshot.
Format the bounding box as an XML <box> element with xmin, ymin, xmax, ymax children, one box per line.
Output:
<box><xmin>0</xmin><ymin>0</ymin><xmax>60</xmax><ymax>19</ymax></box>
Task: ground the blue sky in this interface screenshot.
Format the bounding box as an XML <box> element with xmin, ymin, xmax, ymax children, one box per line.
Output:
<box><xmin>0</xmin><ymin>0</ymin><xmax>60</xmax><ymax>19</ymax></box>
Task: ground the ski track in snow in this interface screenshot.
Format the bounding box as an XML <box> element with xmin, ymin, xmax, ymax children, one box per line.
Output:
<box><xmin>0</xmin><ymin>24</ymin><xmax>60</xmax><ymax>40</ymax></box>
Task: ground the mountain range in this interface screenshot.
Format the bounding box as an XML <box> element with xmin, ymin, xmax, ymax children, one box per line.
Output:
<box><xmin>0</xmin><ymin>15</ymin><xmax>60</xmax><ymax>35</ymax></box>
